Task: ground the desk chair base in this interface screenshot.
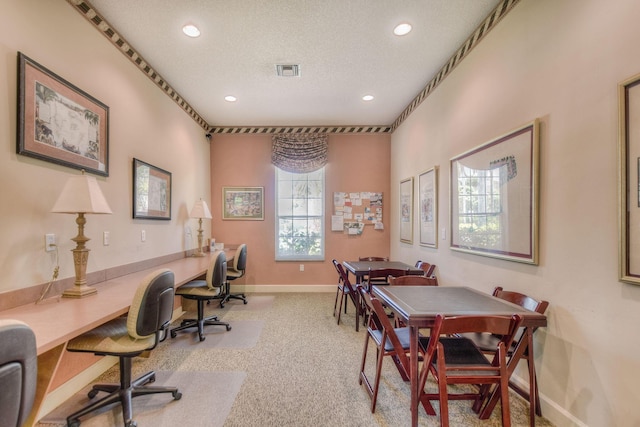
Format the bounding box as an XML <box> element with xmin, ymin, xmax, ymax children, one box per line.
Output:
<box><xmin>219</xmin><ymin>280</ymin><xmax>247</xmax><ymax>308</ymax></box>
<box><xmin>170</xmin><ymin>298</ymin><xmax>231</xmax><ymax>342</ymax></box>
<box><xmin>66</xmin><ymin>357</ymin><xmax>181</xmax><ymax>427</ymax></box>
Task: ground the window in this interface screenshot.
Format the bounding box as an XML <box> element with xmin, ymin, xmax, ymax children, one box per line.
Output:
<box><xmin>456</xmin><ymin>163</ymin><xmax>504</xmax><ymax>249</ymax></box>
<box><xmin>275</xmin><ymin>167</ymin><xmax>324</xmax><ymax>260</ymax></box>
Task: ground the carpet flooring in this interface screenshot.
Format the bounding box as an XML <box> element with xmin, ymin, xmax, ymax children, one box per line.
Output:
<box><xmin>37</xmin><ymin>292</ymin><xmax>555</xmax><ymax>427</ymax></box>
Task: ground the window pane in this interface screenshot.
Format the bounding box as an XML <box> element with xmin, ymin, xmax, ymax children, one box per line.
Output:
<box><xmin>275</xmin><ymin>167</ymin><xmax>324</xmax><ymax>260</ymax></box>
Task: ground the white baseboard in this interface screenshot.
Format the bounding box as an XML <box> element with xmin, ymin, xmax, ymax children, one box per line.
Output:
<box><xmin>509</xmin><ymin>374</ymin><xmax>587</xmax><ymax>427</ymax></box>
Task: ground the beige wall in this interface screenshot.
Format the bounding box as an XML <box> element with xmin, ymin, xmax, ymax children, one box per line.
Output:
<box><xmin>0</xmin><ymin>1</ymin><xmax>210</xmax><ymax>294</ymax></box>
<box><xmin>210</xmin><ymin>133</ymin><xmax>391</xmax><ymax>286</ymax></box>
<box><xmin>390</xmin><ymin>1</ymin><xmax>640</xmax><ymax>426</ymax></box>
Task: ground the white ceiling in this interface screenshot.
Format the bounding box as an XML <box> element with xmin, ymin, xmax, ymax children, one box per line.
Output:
<box><xmin>85</xmin><ymin>0</ymin><xmax>502</xmax><ymax>129</ymax></box>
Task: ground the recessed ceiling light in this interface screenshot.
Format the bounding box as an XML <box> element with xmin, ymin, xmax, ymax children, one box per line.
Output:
<box><xmin>224</xmin><ymin>95</ymin><xmax>237</xmax><ymax>102</ymax></box>
<box><xmin>182</xmin><ymin>24</ymin><xmax>201</xmax><ymax>38</ymax></box>
<box><xmin>393</xmin><ymin>22</ymin><xmax>412</xmax><ymax>36</ymax></box>
<box><xmin>362</xmin><ymin>95</ymin><xmax>374</xmax><ymax>101</ymax></box>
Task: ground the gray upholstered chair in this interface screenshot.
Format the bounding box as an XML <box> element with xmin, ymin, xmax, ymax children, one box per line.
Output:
<box><xmin>170</xmin><ymin>251</ymin><xmax>231</xmax><ymax>341</ymax></box>
<box><xmin>0</xmin><ymin>319</ymin><xmax>37</xmax><ymax>427</ymax></box>
<box><xmin>66</xmin><ymin>269</ymin><xmax>181</xmax><ymax>427</ymax></box>
<box><xmin>220</xmin><ymin>243</ymin><xmax>247</xmax><ymax>307</ymax></box>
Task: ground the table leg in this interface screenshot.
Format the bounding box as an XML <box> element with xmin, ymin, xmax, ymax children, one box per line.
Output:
<box><xmin>480</xmin><ymin>327</ymin><xmax>536</xmax><ymax>426</ymax></box>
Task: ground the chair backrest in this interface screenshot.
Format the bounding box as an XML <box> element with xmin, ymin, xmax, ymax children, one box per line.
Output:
<box><xmin>389</xmin><ymin>275</ymin><xmax>438</xmax><ymax>286</ymax></box>
<box><xmin>367</xmin><ymin>268</ymin><xmax>409</xmax><ymax>284</ymax></box>
<box><xmin>0</xmin><ymin>319</ymin><xmax>37</xmax><ymax>427</ymax></box>
<box><xmin>359</xmin><ymin>256</ymin><xmax>389</xmax><ymax>261</ymax></box>
<box><xmin>415</xmin><ymin>261</ymin><xmax>436</xmax><ymax>277</ymax></box>
<box><xmin>425</xmin><ymin>314</ymin><xmax>523</xmax><ymax>366</ymax></box>
<box><xmin>127</xmin><ymin>268</ymin><xmax>176</xmax><ymax>340</ymax></box>
<box><xmin>492</xmin><ymin>286</ymin><xmax>549</xmax><ymax>315</ymax></box>
<box><xmin>358</xmin><ymin>287</ymin><xmax>410</xmax><ymax>375</ymax></box>
<box><xmin>334</xmin><ymin>260</ymin><xmax>356</xmax><ymax>292</ymax></box>
<box><xmin>205</xmin><ymin>251</ymin><xmax>228</xmax><ymax>290</ymax></box>
<box><xmin>233</xmin><ymin>244</ymin><xmax>247</xmax><ymax>271</ymax></box>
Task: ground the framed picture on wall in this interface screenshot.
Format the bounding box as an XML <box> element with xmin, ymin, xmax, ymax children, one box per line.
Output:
<box><xmin>17</xmin><ymin>52</ymin><xmax>109</xmax><ymax>176</ymax></box>
<box><xmin>450</xmin><ymin>119</ymin><xmax>539</xmax><ymax>264</ymax></box>
<box><xmin>400</xmin><ymin>177</ymin><xmax>414</xmax><ymax>244</ymax></box>
<box><xmin>619</xmin><ymin>73</ymin><xmax>640</xmax><ymax>284</ymax></box>
<box><xmin>133</xmin><ymin>158</ymin><xmax>172</xmax><ymax>220</ymax></box>
<box><xmin>223</xmin><ymin>187</ymin><xmax>264</xmax><ymax>220</ymax></box>
<box><xmin>419</xmin><ymin>167</ymin><xmax>438</xmax><ymax>247</ymax></box>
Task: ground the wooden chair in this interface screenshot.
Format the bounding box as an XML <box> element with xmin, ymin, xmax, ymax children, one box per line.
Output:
<box><xmin>458</xmin><ymin>286</ymin><xmax>549</xmax><ymax>423</ymax></box>
<box><xmin>358</xmin><ymin>286</ymin><xmax>430</xmax><ymax>413</ymax></box>
<box><xmin>365</xmin><ymin>268</ymin><xmax>409</xmax><ymax>290</ymax></box>
<box><xmin>419</xmin><ymin>314</ymin><xmax>523</xmax><ymax>427</ymax></box>
<box><xmin>359</xmin><ymin>256</ymin><xmax>389</xmax><ymax>261</ymax></box>
<box><xmin>415</xmin><ymin>260</ymin><xmax>436</xmax><ymax>277</ymax></box>
<box><xmin>332</xmin><ymin>259</ymin><xmax>361</xmax><ymax>331</ymax></box>
<box><xmin>389</xmin><ymin>275</ymin><xmax>438</xmax><ymax>286</ymax></box>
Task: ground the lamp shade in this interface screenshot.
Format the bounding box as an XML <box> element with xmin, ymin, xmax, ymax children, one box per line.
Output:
<box><xmin>190</xmin><ymin>199</ymin><xmax>212</xmax><ymax>219</ymax></box>
<box><xmin>51</xmin><ymin>173</ymin><xmax>112</xmax><ymax>214</ymax></box>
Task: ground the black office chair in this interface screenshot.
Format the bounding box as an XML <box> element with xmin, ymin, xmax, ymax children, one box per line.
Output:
<box><xmin>171</xmin><ymin>251</ymin><xmax>231</xmax><ymax>341</ymax></box>
<box><xmin>220</xmin><ymin>243</ymin><xmax>247</xmax><ymax>307</ymax></box>
<box><xmin>0</xmin><ymin>319</ymin><xmax>37</xmax><ymax>427</ymax></box>
<box><xmin>66</xmin><ymin>269</ymin><xmax>181</xmax><ymax>427</ymax></box>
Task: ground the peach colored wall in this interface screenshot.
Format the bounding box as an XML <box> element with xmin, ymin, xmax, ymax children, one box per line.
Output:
<box><xmin>210</xmin><ymin>133</ymin><xmax>390</xmax><ymax>285</ymax></box>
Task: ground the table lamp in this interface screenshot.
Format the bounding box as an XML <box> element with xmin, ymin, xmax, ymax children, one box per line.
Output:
<box><xmin>51</xmin><ymin>170</ymin><xmax>112</xmax><ymax>298</ymax></box>
<box><xmin>190</xmin><ymin>199</ymin><xmax>212</xmax><ymax>257</ymax></box>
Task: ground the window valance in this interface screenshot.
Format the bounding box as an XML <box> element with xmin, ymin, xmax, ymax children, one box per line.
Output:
<box><xmin>271</xmin><ymin>135</ymin><xmax>327</xmax><ymax>173</ymax></box>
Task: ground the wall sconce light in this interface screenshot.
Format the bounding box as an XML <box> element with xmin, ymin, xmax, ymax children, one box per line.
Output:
<box><xmin>51</xmin><ymin>170</ymin><xmax>112</xmax><ymax>298</ymax></box>
<box><xmin>190</xmin><ymin>199</ymin><xmax>212</xmax><ymax>257</ymax></box>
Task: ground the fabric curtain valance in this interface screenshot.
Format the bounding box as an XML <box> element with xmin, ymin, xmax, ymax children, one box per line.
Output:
<box><xmin>271</xmin><ymin>135</ymin><xmax>328</xmax><ymax>173</ymax></box>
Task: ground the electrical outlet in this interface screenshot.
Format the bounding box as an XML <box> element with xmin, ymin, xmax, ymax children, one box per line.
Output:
<box><xmin>103</xmin><ymin>231</ymin><xmax>110</xmax><ymax>246</ymax></box>
<box><xmin>45</xmin><ymin>234</ymin><xmax>56</xmax><ymax>252</ymax></box>
<box><xmin>141</xmin><ymin>230</ymin><xmax>146</xmax><ymax>242</ymax></box>
<box><xmin>299</xmin><ymin>264</ymin><xmax>304</xmax><ymax>272</ymax></box>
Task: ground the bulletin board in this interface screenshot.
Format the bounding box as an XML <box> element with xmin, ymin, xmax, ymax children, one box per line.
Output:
<box><xmin>332</xmin><ymin>191</ymin><xmax>383</xmax><ymax>235</ymax></box>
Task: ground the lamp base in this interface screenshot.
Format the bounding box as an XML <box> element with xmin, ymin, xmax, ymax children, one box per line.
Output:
<box><xmin>62</xmin><ymin>284</ymin><xmax>97</xmax><ymax>298</ymax></box>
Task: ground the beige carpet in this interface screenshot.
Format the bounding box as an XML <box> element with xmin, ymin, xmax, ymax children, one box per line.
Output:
<box><xmin>39</xmin><ymin>371</ymin><xmax>245</xmax><ymax>426</ymax></box>
<box><xmin>37</xmin><ymin>293</ymin><xmax>555</xmax><ymax>427</ymax></box>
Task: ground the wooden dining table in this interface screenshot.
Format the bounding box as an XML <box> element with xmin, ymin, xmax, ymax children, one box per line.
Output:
<box><xmin>342</xmin><ymin>260</ymin><xmax>424</xmax><ymax>284</ymax></box>
<box><xmin>371</xmin><ymin>285</ymin><xmax>547</xmax><ymax>427</ymax></box>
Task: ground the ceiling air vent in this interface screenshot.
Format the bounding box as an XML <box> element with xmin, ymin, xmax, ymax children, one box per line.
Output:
<box><xmin>276</xmin><ymin>64</ymin><xmax>300</xmax><ymax>77</ymax></box>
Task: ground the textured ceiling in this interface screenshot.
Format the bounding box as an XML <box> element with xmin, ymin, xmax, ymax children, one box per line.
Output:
<box><xmin>78</xmin><ymin>0</ymin><xmax>507</xmax><ymax>131</ymax></box>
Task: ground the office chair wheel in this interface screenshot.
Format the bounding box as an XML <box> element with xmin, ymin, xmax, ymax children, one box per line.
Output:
<box><xmin>170</xmin><ymin>330</ymin><xmax>177</xmax><ymax>338</ymax></box>
<box><xmin>68</xmin><ymin>419</ymin><xmax>80</xmax><ymax>427</ymax></box>
<box><xmin>87</xmin><ymin>389</ymin><xmax>99</xmax><ymax>399</ymax></box>
<box><xmin>226</xmin><ymin>325</ymin><xmax>232</xmax><ymax>331</ymax></box>
<box><xmin>173</xmin><ymin>391</ymin><xmax>182</xmax><ymax>400</ymax></box>
<box><xmin>148</xmin><ymin>373</ymin><xmax>156</xmax><ymax>383</ymax></box>
<box><xmin>243</xmin><ymin>300</ymin><xmax>248</xmax><ymax>304</ymax></box>
<box><xmin>220</xmin><ymin>302</ymin><xmax>225</xmax><ymax>308</ymax></box>
<box><xmin>125</xmin><ymin>421</ymin><xmax>137</xmax><ymax>427</ymax></box>
<box><xmin>199</xmin><ymin>334</ymin><xmax>206</xmax><ymax>342</ymax></box>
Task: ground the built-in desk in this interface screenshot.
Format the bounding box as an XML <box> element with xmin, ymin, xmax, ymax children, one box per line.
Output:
<box><xmin>0</xmin><ymin>250</ymin><xmax>233</xmax><ymax>426</ymax></box>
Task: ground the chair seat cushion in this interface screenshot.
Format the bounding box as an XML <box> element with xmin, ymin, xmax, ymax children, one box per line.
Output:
<box><xmin>436</xmin><ymin>337</ymin><xmax>491</xmax><ymax>368</ymax></box>
<box><xmin>175</xmin><ymin>280</ymin><xmax>222</xmax><ymax>297</ymax></box>
<box><xmin>372</xmin><ymin>327</ymin><xmax>412</xmax><ymax>351</ymax></box>
<box><xmin>67</xmin><ymin>317</ymin><xmax>155</xmax><ymax>355</ymax></box>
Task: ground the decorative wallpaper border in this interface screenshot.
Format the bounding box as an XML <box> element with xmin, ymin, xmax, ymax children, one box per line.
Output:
<box><xmin>66</xmin><ymin>0</ymin><xmax>210</xmax><ymax>131</ymax></box>
<box><xmin>67</xmin><ymin>0</ymin><xmax>520</xmax><ymax>135</ymax></box>
<box><xmin>390</xmin><ymin>0</ymin><xmax>521</xmax><ymax>132</ymax></box>
<box><xmin>208</xmin><ymin>126</ymin><xmax>392</xmax><ymax>135</ymax></box>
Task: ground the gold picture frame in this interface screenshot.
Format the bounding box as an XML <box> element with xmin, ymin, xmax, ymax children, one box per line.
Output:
<box><xmin>223</xmin><ymin>187</ymin><xmax>264</xmax><ymax>220</ymax></box>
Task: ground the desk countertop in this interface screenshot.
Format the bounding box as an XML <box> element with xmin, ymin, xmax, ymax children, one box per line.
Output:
<box><xmin>0</xmin><ymin>252</ymin><xmax>223</xmax><ymax>355</ymax></box>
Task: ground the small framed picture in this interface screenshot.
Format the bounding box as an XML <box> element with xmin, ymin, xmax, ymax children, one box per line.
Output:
<box><xmin>400</xmin><ymin>177</ymin><xmax>414</xmax><ymax>244</ymax></box>
<box><xmin>223</xmin><ymin>187</ymin><xmax>264</xmax><ymax>220</ymax></box>
<box><xmin>133</xmin><ymin>158</ymin><xmax>171</xmax><ymax>220</ymax></box>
